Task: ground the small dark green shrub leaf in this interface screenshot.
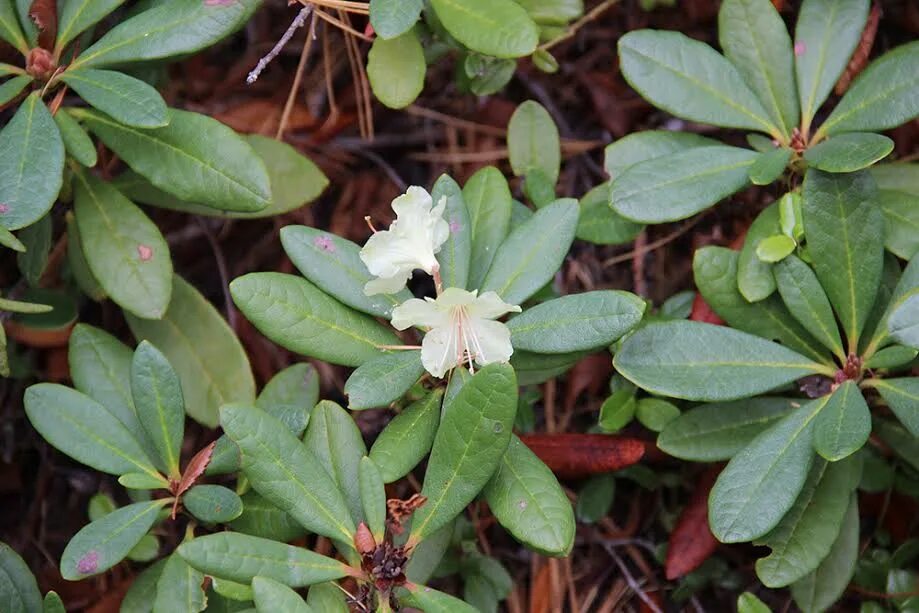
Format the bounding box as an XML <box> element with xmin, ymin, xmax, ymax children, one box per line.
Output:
<box><xmin>576</xmin><ymin>475</ymin><xmax>616</xmax><ymax>524</ymax></box>
<box><xmin>804</xmin><ymin>133</ymin><xmax>894</xmax><ymax>173</ymax></box>
<box><xmin>410</xmin><ymin>363</ymin><xmax>517</xmax><ymax>543</ymax></box>
<box><xmin>604</xmin><ymin>130</ymin><xmax>719</xmax><ymax>179</ymax></box>
<box><xmin>54</xmin><ymin>110</ymin><xmax>97</xmax><ymax>167</ymax></box>
<box><xmin>507</xmin><ymin>290</ymin><xmax>645</xmax><ymax>354</ymax></box>
<box><xmin>888</xmin><ymin>289</ymin><xmax>919</xmax><ymax>350</ymax></box>
<box><xmin>748</xmin><ymin>147</ymin><xmax>792</xmax><ymax>185</ymax></box>
<box><xmin>511</xmin><ymin>350</ymin><xmax>586</xmax><ymax>385</ymax></box>
<box><xmin>118</xmin><ymin>472</ymin><xmax>168</xmax><ymax>490</ymax></box>
<box><xmin>464</xmin><ymin>167</ymin><xmax>512</xmax><ymax>288</ymax></box>
<box><xmin>230</xmin><ymin>272</ymin><xmax>399</xmax><ymax>367</ymax></box>
<box><xmin>368</xmin><ymin>390</ymin><xmax>442</xmax><ymax>483</ymax></box>
<box><xmin>61</xmin><ymin>69</ymin><xmax>168</xmax><ymax>128</ymax></box>
<box><xmin>0</xmin><ymin>541</ymin><xmax>41</xmax><ymax>613</ymax></box>
<box><xmin>152</xmin><ymin>553</ymin><xmax>206</xmax><ymax>613</ymax></box>
<box><xmin>120</xmin><ymin>557</ymin><xmax>167</xmax><ymax>613</ymax></box>
<box><xmin>0</xmin><ymin>0</ymin><xmax>28</xmax><ymax>53</ymax></box>
<box><xmin>56</xmin><ymin>0</ymin><xmax>127</xmax><ymax>51</ymax></box>
<box><xmin>42</xmin><ymin>591</ymin><xmax>65</xmax><ymax>613</ymax></box>
<box><xmin>874</xmin><ymin>378</ymin><xmax>919</xmax><ymax>436</ymax></box>
<box><xmin>864</xmin><ymin>345</ymin><xmax>917</xmax><ymax>370</ymax></box>
<box><xmin>345</xmin><ymin>350</ymin><xmax>425</xmax><ymax>410</ymax></box>
<box><xmin>0</xmin><ymin>75</ymin><xmax>32</xmax><ymax>106</ymax></box>
<box><xmin>183</xmin><ymin>485</ymin><xmax>243</xmax><ymax>524</ymax></box>
<box><xmin>433</xmin><ymin>174</ymin><xmax>471</xmax><ymax>289</ymax></box>
<box><xmin>16</xmin><ymin>213</ymin><xmax>51</xmax><ymax>287</ymax></box>
<box><xmin>775</xmin><ymin>255</ymin><xmax>845</xmax><ymax>358</ymax></box>
<box><xmin>576</xmin><ymin>183</ymin><xmax>643</xmax><ymax>246</ymax></box>
<box><xmin>738</xmin><ymin>202</ymin><xmax>780</xmax><ymax>302</ymax></box>
<box><xmin>66</xmin><ymin>217</ymin><xmax>106</xmax><ymax>301</ymax></box>
<box><xmin>61</xmin><ymin>499</ymin><xmax>168</xmax><ymax>580</ymax></box>
<box><xmin>400</xmin><ymin>583</ymin><xmax>479</xmax><ymax>613</ymax></box>
<box><xmin>367</xmin><ymin>30</ymin><xmax>425</xmax><ymax>109</ymax></box>
<box><xmin>598</xmin><ymin>383</ymin><xmax>637</xmax><ymax>433</ymax></box>
<box><xmin>370</xmin><ymin>0</ymin><xmax>422</xmax><ymax>39</ymax></box>
<box><xmin>635</xmin><ymin>398</ymin><xmax>680</xmax><ymax>433</ymax></box>
<box><xmin>178</xmin><ymin>533</ymin><xmax>349</xmax><ymax>587</ymax></box>
<box><xmin>252</xmin><ymin>576</ymin><xmax>312</xmax><ymax>613</ymax></box>
<box><xmin>229</xmin><ymin>491</ymin><xmax>307</xmax><ymax>543</ymax></box>
<box><xmin>0</xmin><ymin>93</ymin><xmax>65</xmax><ymax>231</ymax></box>
<box><xmin>812</xmin><ymin>382</ymin><xmax>870</xmax><ymax>461</ymax></box>
<box><xmin>359</xmin><ymin>457</ymin><xmax>386</xmax><ymax>540</ymax></box>
<box><xmin>257</xmin><ymin>362</ymin><xmax>319</xmax><ymax>413</ymax></box>
<box><xmin>483</xmin><ymin>435</ymin><xmax>575</xmax><ymax>556</ymax></box>
<box><xmin>307</xmin><ymin>582</ymin><xmax>349</xmax><ymax>612</ymax></box>
<box><xmin>508</xmin><ymin>101</ymin><xmax>560</xmax><ymax>185</ymax></box>
<box><xmin>737</xmin><ymin>593</ymin><xmax>770</xmax><ymax>613</ymax></box>
<box><xmin>429</xmin><ymin>0</ymin><xmax>538</xmax><ymax>58</ymax></box>
<box><xmin>879</xmin><ymin>189</ymin><xmax>919</xmax><ymax>260</ymax></box>
<box><xmin>755</xmin><ymin>234</ymin><xmax>796</xmax><ymax>263</ymax></box>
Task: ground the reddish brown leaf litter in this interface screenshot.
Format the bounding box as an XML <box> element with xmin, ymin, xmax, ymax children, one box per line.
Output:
<box><xmin>519</xmin><ymin>433</ymin><xmax>645</xmax><ymax>478</ymax></box>
<box><xmin>28</xmin><ymin>0</ymin><xmax>57</xmax><ymax>50</ymax></box>
<box><xmin>665</xmin><ymin>466</ymin><xmax>721</xmax><ymax>580</ymax></box>
<box><xmin>835</xmin><ymin>2</ymin><xmax>882</xmax><ymax>95</ymax></box>
<box><xmin>689</xmin><ymin>293</ymin><xmax>724</xmax><ymax>325</ymax></box>
<box><xmin>171</xmin><ymin>441</ymin><xmax>216</xmax><ymax>518</ymax></box>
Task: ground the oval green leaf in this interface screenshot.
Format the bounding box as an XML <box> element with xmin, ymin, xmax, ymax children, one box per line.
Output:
<box><xmin>183</xmin><ymin>485</ymin><xmax>243</xmax><ymax>524</ymax></box>
<box><xmin>508</xmin><ymin>100</ymin><xmax>560</xmax><ymax>185</ymax></box>
<box><xmin>61</xmin><ymin>69</ymin><xmax>168</xmax><ymax>128</ymax></box>
<box><xmin>432</xmin><ymin>174</ymin><xmax>471</xmax><ymax>290</ymax></box>
<box><xmin>430</xmin><ymin>0</ymin><xmax>538</xmax><ymax>58</ymax></box>
<box><xmin>464</xmin><ymin>166</ymin><xmax>512</xmax><ymax>289</ymax></box>
<box><xmin>345</xmin><ymin>350</ymin><xmax>425</xmax><ymax>410</ymax></box>
<box><xmin>804</xmin><ymin>133</ymin><xmax>894</xmax><ymax>173</ymax></box>
<box><xmin>368</xmin><ymin>390</ymin><xmax>442</xmax><ymax>483</ymax></box>
<box><xmin>252</xmin><ymin>576</ymin><xmax>313</xmax><ymax>613</ymax></box>
<box><xmin>367</xmin><ymin>30</ymin><xmax>425</xmax><ymax>109</ymax></box>
<box><xmin>0</xmin><ymin>542</ymin><xmax>41</xmax><ymax>613</ymax></box>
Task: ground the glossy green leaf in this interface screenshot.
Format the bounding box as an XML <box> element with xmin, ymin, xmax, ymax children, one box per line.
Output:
<box><xmin>0</xmin><ymin>75</ymin><xmax>31</xmax><ymax>106</ymax></box>
<box><xmin>507</xmin><ymin>290</ymin><xmax>645</xmax><ymax>353</ymax></box>
<box><xmin>618</xmin><ymin>30</ymin><xmax>776</xmax><ymax>133</ymax></box>
<box><xmin>0</xmin><ymin>224</ymin><xmax>25</xmax><ymax>252</ymax></box>
<box><xmin>464</xmin><ymin>167</ymin><xmax>512</xmax><ymax>289</ymax></box>
<box><xmin>755</xmin><ymin>455</ymin><xmax>859</xmax><ymax>587</ymax></box>
<box><xmin>0</xmin><ymin>94</ymin><xmax>65</xmax><ymax>231</ymax></box>
<box><xmin>774</xmin><ymin>255</ymin><xmax>845</xmax><ymax>358</ymax></box>
<box><xmin>370</xmin><ymin>0</ymin><xmax>422</xmax><ymax>39</ymax></box>
<box><xmin>257</xmin><ymin>362</ymin><xmax>319</xmax><ymax>413</ymax></box>
<box><xmin>430</xmin><ymin>0</ymin><xmax>538</xmax><ymax>58</ymax></box>
<box><xmin>0</xmin><ymin>541</ymin><xmax>41</xmax><ymax>613</ymax></box>
<box><xmin>306</xmin><ymin>583</ymin><xmax>349</xmax><ymax>613</ymax></box>
<box><xmin>864</xmin><ymin>345</ymin><xmax>917</xmax><ymax>370</ymax></box>
<box><xmin>56</xmin><ymin>0</ymin><xmax>127</xmax><ymax>51</ymax></box>
<box><xmin>410</xmin><ymin>364</ymin><xmax>517</xmax><ymax>543</ymax></box>
<box><xmin>737</xmin><ymin>593</ymin><xmax>770</xmax><ymax>613</ymax></box>
<box><xmin>794</xmin><ymin>0</ymin><xmax>869</xmax><ymax>129</ymax></box>
<box><xmin>61</xmin><ymin>69</ymin><xmax>168</xmax><ymax>128</ymax></box>
<box><xmin>252</xmin><ymin>576</ymin><xmax>312</xmax><ymax>613</ymax></box>
<box><xmin>888</xmin><ymin>289</ymin><xmax>919</xmax><ymax>350</ymax></box>
<box><xmin>874</xmin><ymin>378</ymin><xmax>919</xmax><ymax>437</ymax></box>
<box><xmin>54</xmin><ymin>109</ymin><xmax>97</xmax><ymax>167</ymax></box>
<box><xmin>598</xmin><ymin>380</ymin><xmax>637</xmax><ymax>433</ymax></box>
<box><xmin>280</xmin><ymin>225</ymin><xmax>409</xmax><ymax>319</ymax></box>
<box><xmin>73</xmin><ymin>171</ymin><xmax>172</xmax><ymax>319</ymax></box>
<box><xmin>604</xmin><ymin>130</ymin><xmax>719</xmax><ymax>178</ymax></box>
<box><xmin>345</xmin><ymin>350</ymin><xmax>425</xmax><ymax>410</ymax></box>
<box><xmin>0</xmin><ymin>0</ymin><xmax>27</xmax><ymax>53</ymax></box>
<box><xmin>756</xmin><ymin>234</ymin><xmax>796</xmax><ymax>263</ymax></box>
<box><xmin>433</xmin><ymin>174</ymin><xmax>471</xmax><ymax>290</ymax></box>
<box><xmin>483</xmin><ymin>435</ymin><xmax>574</xmax><ymax>556</ymax></box>
<box><xmin>24</xmin><ymin>383</ymin><xmax>159</xmax><ymax>477</ymax></box>
<box><xmin>229</xmin><ymin>491</ymin><xmax>307</xmax><ymax>543</ymax></box>
<box><xmin>719</xmin><ymin>0</ymin><xmax>798</xmax><ymax>135</ymax></box>
<box><xmin>508</xmin><ymin>100</ymin><xmax>560</xmax><ymax>185</ymax></box>
<box><xmin>576</xmin><ymin>475</ymin><xmax>615</xmax><ymax>523</ymax></box>
<box><xmin>576</xmin><ymin>183</ymin><xmax>643</xmax><ymax>246</ymax></box>
<box><xmin>610</xmin><ymin>146</ymin><xmax>757</xmax><ymax>223</ymax></box>
<box><xmin>803</xmin><ymin>169</ymin><xmax>883</xmax><ymax>350</ymax></box>
<box><xmin>400</xmin><ymin>583</ymin><xmax>479</xmax><ymax>613</ymax></box>
<box><xmin>118</xmin><ymin>472</ymin><xmax>167</xmax><ymax>490</ymax></box>
<box><xmin>819</xmin><ymin>40</ymin><xmax>919</xmax><ymax>136</ymax></box>
<box><xmin>635</xmin><ymin>398</ymin><xmax>680</xmax><ymax>432</ymax></box>
<box><xmin>220</xmin><ymin>404</ymin><xmax>356</xmax><ymax>543</ymax></box>
<box><xmin>153</xmin><ymin>553</ymin><xmax>206</xmax><ymax>613</ymax></box>
<box><xmin>879</xmin><ymin>189</ymin><xmax>919</xmax><ymax>260</ymax></box>
<box><xmin>369</xmin><ymin>390</ymin><xmax>442</xmax><ymax>483</ymax></box>
<box><xmin>367</xmin><ymin>30</ymin><xmax>425</xmax><ymax>109</ymax></box>
<box><xmin>183</xmin><ymin>485</ymin><xmax>243</xmax><ymax>524</ymax></box>
<box><xmin>812</xmin><ymin>381</ymin><xmax>870</xmax><ymax>461</ymax></box>
<box><xmin>738</xmin><ymin>201</ymin><xmax>780</xmax><ymax>302</ymax></box>
<box><xmin>804</xmin><ymin>133</ymin><xmax>893</xmax><ymax>173</ymax></box>
<box><xmin>178</xmin><ymin>533</ymin><xmax>349</xmax><ymax>587</ymax></box>
<box><xmin>779</xmin><ymin>192</ymin><xmax>804</xmax><ymax>241</ymax></box>
<box><xmin>231</xmin><ymin>272</ymin><xmax>399</xmax><ymax>367</ymax></box>
<box><xmin>748</xmin><ymin>147</ymin><xmax>792</xmax><ymax>185</ymax></box>
<box><xmin>16</xmin><ymin>213</ymin><xmax>51</xmax><ymax>287</ymax></box>
<box><xmin>658</xmin><ymin>396</ymin><xmax>796</xmax><ymax>461</ymax></box>
<box><xmin>510</xmin><ymin>349</ymin><xmax>586</xmax><ymax>385</ymax></box>
<box><xmin>481</xmin><ymin>198</ymin><xmax>578</xmax><ymax>304</ymax></box>
<box><xmin>709</xmin><ymin>396</ymin><xmax>826</xmax><ymax>542</ymax></box>
<box><xmin>303</xmin><ymin>401</ymin><xmax>367</xmax><ymax>527</ymax></box>
<box><xmin>614</xmin><ymin>320</ymin><xmax>827</xmax><ymax>402</ymax></box>
<box><xmin>77</xmin><ymin>108</ymin><xmax>270</xmax><ymax>213</ymax></box>
<box><xmin>127</xmin><ymin>275</ymin><xmax>255</xmax><ymax>427</ymax></box>
<box><xmin>120</xmin><ymin>557</ymin><xmax>167</xmax><ymax>613</ymax></box>
<box><xmin>42</xmin><ymin>591</ymin><xmax>64</xmax><ymax>613</ymax></box>
<box><xmin>61</xmin><ymin>499</ymin><xmax>168</xmax><ymax>580</ymax></box>
<box><xmin>359</xmin><ymin>457</ymin><xmax>386</xmax><ymax>540</ymax></box>
<box><xmin>73</xmin><ymin>0</ymin><xmax>258</xmax><ymax>68</ymax></box>
<box><xmin>66</xmin><ymin>215</ymin><xmax>106</xmax><ymax>300</ymax></box>
<box><xmin>791</xmin><ymin>494</ymin><xmax>860</xmax><ymax>613</ymax></box>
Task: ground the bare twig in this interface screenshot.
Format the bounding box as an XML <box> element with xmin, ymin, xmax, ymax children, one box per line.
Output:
<box><xmin>247</xmin><ymin>5</ymin><xmax>312</xmax><ymax>85</ymax></box>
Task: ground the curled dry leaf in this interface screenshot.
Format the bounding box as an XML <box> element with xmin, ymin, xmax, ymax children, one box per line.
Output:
<box><xmin>665</xmin><ymin>466</ymin><xmax>721</xmax><ymax>580</ymax></box>
<box><xmin>29</xmin><ymin>0</ymin><xmax>58</xmax><ymax>50</ymax></box>
<box><xmin>835</xmin><ymin>2</ymin><xmax>882</xmax><ymax>95</ymax></box>
<box><xmin>519</xmin><ymin>433</ymin><xmax>645</xmax><ymax>479</ymax></box>
<box><xmin>171</xmin><ymin>441</ymin><xmax>216</xmax><ymax>518</ymax></box>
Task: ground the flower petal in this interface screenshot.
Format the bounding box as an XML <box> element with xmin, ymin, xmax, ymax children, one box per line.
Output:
<box><xmin>469</xmin><ymin>318</ymin><xmax>515</xmax><ymax>366</ymax></box>
<box><xmin>468</xmin><ymin>291</ymin><xmax>522</xmax><ymax>320</ymax></box>
<box><xmin>421</xmin><ymin>323</ymin><xmax>462</xmax><ymax>378</ymax></box>
<box><xmin>364</xmin><ymin>272</ymin><xmax>412</xmax><ymax>296</ymax></box>
<box><xmin>391</xmin><ymin>297</ymin><xmax>450</xmax><ymax>330</ymax></box>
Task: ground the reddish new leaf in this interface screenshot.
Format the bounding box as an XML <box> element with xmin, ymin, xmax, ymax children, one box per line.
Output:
<box><xmin>689</xmin><ymin>293</ymin><xmax>724</xmax><ymax>325</ymax></box>
<box><xmin>171</xmin><ymin>441</ymin><xmax>216</xmax><ymax>518</ymax></box>
<box><xmin>519</xmin><ymin>434</ymin><xmax>645</xmax><ymax>478</ymax></box>
<box><xmin>665</xmin><ymin>466</ymin><xmax>721</xmax><ymax>580</ymax></box>
<box><xmin>29</xmin><ymin>0</ymin><xmax>57</xmax><ymax>51</ymax></box>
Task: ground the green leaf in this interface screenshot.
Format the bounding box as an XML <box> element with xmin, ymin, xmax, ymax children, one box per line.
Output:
<box><xmin>576</xmin><ymin>183</ymin><xmax>643</xmax><ymax>246</ymax></box>
<box><xmin>280</xmin><ymin>225</ymin><xmax>409</xmax><ymax>319</ymax></box>
<box><xmin>804</xmin><ymin>133</ymin><xmax>894</xmax><ymax>173</ymax></box>
<box><xmin>433</xmin><ymin>174</ymin><xmax>471</xmax><ymax>290</ymax></box>
<box><xmin>888</xmin><ymin>289</ymin><xmax>919</xmax><ymax>350</ymax></box>
<box><xmin>872</xmin><ymin>162</ymin><xmax>919</xmax><ymax>195</ymax></box>
<box><xmin>604</xmin><ymin>130</ymin><xmax>719</xmax><ymax>178</ymax></box>
<box><xmin>749</xmin><ymin>147</ymin><xmax>792</xmax><ymax>185</ymax></box>
<box><xmin>126</xmin><ymin>534</ymin><xmax>159</xmax><ymax>563</ymax></box>
<box><xmin>178</xmin><ymin>533</ymin><xmax>349</xmax><ymax>587</ymax></box>
<box><xmin>307</xmin><ymin>583</ymin><xmax>349</xmax><ymax>613</ymax></box>
<box><xmin>257</xmin><ymin>362</ymin><xmax>319</xmax><ymax>413</ymax></box>
<box><xmin>0</xmin><ymin>0</ymin><xmax>27</xmax><ymax>53</ymax></box>
<box><xmin>812</xmin><ymin>381</ymin><xmax>870</xmax><ymax>461</ymax></box>
<box><xmin>610</xmin><ymin>146</ymin><xmax>757</xmax><ymax>223</ymax></box>
<box><xmin>0</xmin><ymin>94</ymin><xmax>65</xmax><ymax>231</ymax></box>
<box><xmin>368</xmin><ymin>390</ymin><xmax>442</xmax><ymax>483</ymax></box>
<box><xmin>483</xmin><ymin>435</ymin><xmax>574</xmax><ymax>556</ymax></box>
<box><xmin>756</xmin><ymin>234</ymin><xmax>796</xmax><ymax>263</ymax></box>
<box><xmin>879</xmin><ymin>189</ymin><xmax>919</xmax><ymax>260</ymax></box>
<box><xmin>24</xmin><ymin>383</ymin><xmax>159</xmax><ymax>477</ymax></box>
<box><xmin>718</xmin><ymin>0</ymin><xmax>799</xmax><ymax>135</ymax></box>
<box><xmin>54</xmin><ymin>109</ymin><xmax>97</xmax><ymax>167</ymax></box>
<box><xmin>118</xmin><ymin>472</ymin><xmax>167</xmax><ymax>490</ymax></box>
<box><xmin>510</xmin><ymin>349</ymin><xmax>586</xmax><ymax>385</ymax></box>
<box><xmin>507</xmin><ymin>290</ymin><xmax>645</xmax><ymax>353</ymax></box>
<box><xmin>774</xmin><ymin>255</ymin><xmax>845</xmax><ymax>358</ymax></box>
<box><xmin>42</xmin><ymin>591</ymin><xmax>64</xmax><ymax>613</ymax></box>
<box><xmin>73</xmin><ymin>170</ymin><xmax>172</xmax><ymax>319</ymax></box>
<box><xmin>779</xmin><ymin>191</ymin><xmax>804</xmax><ymax>241</ymax></box>
<box><xmin>791</xmin><ymin>494</ymin><xmax>860</xmax><ymax>613</ymax></box>
<box><xmin>739</xmin><ymin>202</ymin><xmax>780</xmax><ymax>302</ymax></box>
<box><xmin>400</xmin><ymin>583</ymin><xmax>479</xmax><ymax>613</ymax></box>
<box><xmin>737</xmin><ymin>593</ymin><xmax>770</xmax><ymax>613</ymax></box>
<box><xmin>0</xmin><ymin>541</ymin><xmax>41</xmax><ymax>613</ymax></box>
<box><xmin>61</xmin><ymin>499</ymin><xmax>168</xmax><ymax>580</ymax></box>
<box><xmin>463</xmin><ymin>167</ymin><xmax>512</xmax><ymax>289</ymax></box>
<box><xmin>709</xmin><ymin>396</ymin><xmax>826</xmax><ymax>542</ymax></box>
<box><xmin>10</xmin><ymin>288</ymin><xmax>76</xmax><ymax>331</ymax></box>
<box><xmin>430</xmin><ymin>0</ymin><xmax>538</xmax><ymax>58</ymax></box>
<box><xmin>367</xmin><ymin>30</ymin><xmax>425</xmax><ymax>109</ymax></box>
<box><xmin>66</xmin><ymin>215</ymin><xmax>106</xmax><ymax>300</ymax></box>
<box><xmin>126</xmin><ymin>275</ymin><xmax>255</xmax><ymax>427</ymax></box>
<box><xmin>61</xmin><ymin>69</ymin><xmax>168</xmax><ymax>128</ymax></box>
<box><xmin>635</xmin><ymin>398</ymin><xmax>680</xmax><ymax>432</ymax></box>
<box><xmin>803</xmin><ymin>169</ymin><xmax>883</xmax><ymax>350</ymax></box>
<box><xmin>598</xmin><ymin>380</ymin><xmax>637</xmax><ymax>433</ymax></box>
<box><xmin>220</xmin><ymin>404</ymin><xmax>356</xmax><ymax>543</ymax></box>
<box><xmin>183</xmin><ymin>485</ymin><xmax>243</xmax><ymax>524</ymax></box>
<box><xmin>794</xmin><ymin>0</ymin><xmax>869</xmax><ymax>130</ymax></box>
<box><xmin>617</xmin><ymin>30</ymin><xmax>777</xmax><ymax>133</ymax></box>
<box><xmin>359</xmin><ymin>457</ymin><xmax>387</xmax><ymax>540</ymax></box>
<box><xmin>16</xmin><ymin>213</ymin><xmax>51</xmax><ymax>287</ymax></box>
<box><xmin>876</xmin><ymin>419</ymin><xmax>919</xmax><ymax>473</ymax></box>
<box><xmin>56</xmin><ymin>0</ymin><xmax>127</xmax><ymax>51</ymax></box>
<box><xmin>818</xmin><ymin>41</ymin><xmax>919</xmax><ymax>136</ymax></box>
<box><xmin>229</xmin><ymin>491</ymin><xmax>307</xmax><ymax>543</ymax></box>
<box><xmin>12</xmin><ymin>0</ymin><xmax>32</xmax><ymax>47</ymax></box>
<box><xmin>614</xmin><ymin>320</ymin><xmax>827</xmax><ymax>402</ymax></box>
<box><xmin>120</xmin><ymin>557</ymin><xmax>167</xmax><ymax>613</ymax></box>
<box><xmin>481</xmin><ymin>198</ymin><xmax>578</xmax><ymax>304</ymax></box>
<box><xmin>231</xmin><ymin>272</ymin><xmax>399</xmax><ymax>366</ymax></box>
<box><xmin>370</xmin><ymin>0</ymin><xmax>422</xmax><ymax>39</ymax></box>
<box><xmin>576</xmin><ymin>475</ymin><xmax>615</xmax><ymax>523</ymax></box>
<box><xmin>0</xmin><ymin>75</ymin><xmax>31</xmax><ymax>106</ymax></box>
<box><xmin>303</xmin><ymin>401</ymin><xmax>367</xmax><ymax>527</ymax></box>
<box><xmin>152</xmin><ymin>553</ymin><xmax>206</xmax><ymax>613</ymax></box>
<box><xmin>874</xmin><ymin>378</ymin><xmax>919</xmax><ymax>437</ymax></box>
<box><xmin>77</xmin><ymin>108</ymin><xmax>270</xmax><ymax>213</ymax></box>
<box><xmin>73</xmin><ymin>0</ymin><xmax>258</xmax><ymax>69</ymax></box>
<box><xmin>508</xmin><ymin>100</ymin><xmax>560</xmax><ymax>185</ymax></box>
<box><xmin>0</xmin><ymin>224</ymin><xmax>25</xmax><ymax>252</ymax></box>
<box><xmin>864</xmin><ymin>345</ymin><xmax>917</xmax><ymax>370</ymax></box>
<box><xmin>755</xmin><ymin>455</ymin><xmax>860</xmax><ymax>587</ymax></box>
<box><xmin>345</xmin><ymin>350</ymin><xmax>425</xmax><ymax>410</ymax></box>
<box><xmin>409</xmin><ymin>363</ymin><xmax>517</xmax><ymax>543</ymax></box>
<box><xmin>252</xmin><ymin>577</ymin><xmax>312</xmax><ymax>613</ymax></box>
<box><xmin>658</xmin><ymin>396</ymin><xmax>797</xmax><ymax>461</ymax></box>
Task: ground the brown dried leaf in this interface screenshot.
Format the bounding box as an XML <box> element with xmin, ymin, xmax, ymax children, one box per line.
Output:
<box><xmin>835</xmin><ymin>3</ymin><xmax>881</xmax><ymax>95</ymax></box>
<box><xmin>519</xmin><ymin>434</ymin><xmax>645</xmax><ymax>478</ymax></box>
<box><xmin>689</xmin><ymin>293</ymin><xmax>724</xmax><ymax>325</ymax></box>
<box><xmin>29</xmin><ymin>0</ymin><xmax>57</xmax><ymax>51</ymax></box>
<box><xmin>665</xmin><ymin>467</ymin><xmax>720</xmax><ymax>580</ymax></box>
<box><xmin>172</xmin><ymin>441</ymin><xmax>216</xmax><ymax>518</ymax></box>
